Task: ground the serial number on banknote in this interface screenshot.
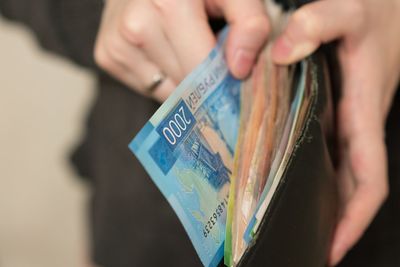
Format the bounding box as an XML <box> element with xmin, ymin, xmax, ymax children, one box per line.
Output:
<box><xmin>203</xmin><ymin>197</ymin><xmax>229</xmax><ymax>238</ymax></box>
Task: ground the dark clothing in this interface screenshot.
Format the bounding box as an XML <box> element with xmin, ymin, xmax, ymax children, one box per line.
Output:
<box><xmin>0</xmin><ymin>1</ymin><xmax>200</xmax><ymax>266</ymax></box>
<box><xmin>1</xmin><ymin>1</ymin><xmax>399</xmax><ymax>266</ymax></box>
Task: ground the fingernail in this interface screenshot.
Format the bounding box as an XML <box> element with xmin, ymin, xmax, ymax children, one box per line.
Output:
<box><xmin>272</xmin><ymin>35</ymin><xmax>294</xmax><ymax>64</ymax></box>
<box><xmin>330</xmin><ymin>236</ymin><xmax>346</xmax><ymax>266</ymax></box>
<box><xmin>272</xmin><ymin>36</ymin><xmax>315</xmax><ymax>64</ymax></box>
<box><xmin>232</xmin><ymin>49</ymin><xmax>255</xmax><ymax>79</ymax></box>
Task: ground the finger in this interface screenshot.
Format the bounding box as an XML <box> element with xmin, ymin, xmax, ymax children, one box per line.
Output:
<box><xmin>330</xmin><ymin>134</ymin><xmax>388</xmax><ymax>266</ymax></box>
<box><xmin>152</xmin><ymin>78</ymin><xmax>176</xmax><ymax>102</ymax></box>
<box><xmin>152</xmin><ymin>0</ymin><xmax>216</xmax><ymax>74</ymax></box>
<box><xmin>95</xmin><ymin>34</ymin><xmax>176</xmax><ymax>100</ymax></box>
<box><xmin>331</xmin><ymin>118</ymin><xmax>388</xmax><ymax>265</ymax></box>
<box><xmin>272</xmin><ymin>0</ymin><xmax>366</xmax><ymax>64</ymax></box>
<box><xmin>336</xmin><ymin>150</ymin><xmax>357</xmax><ymax>205</ymax></box>
<box><xmin>118</xmin><ymin>1</ymin><xmax>184</xmax><ymax>83</ymax></box>
<box><xmin>213</xmin><ymin>0</ymin><xmax>270</xmax><ymax>78</ymax></box>
<box><xmin>330</xmin><ymin>51</ymin><xmax>388</xmax><ymax>265</ymax></box>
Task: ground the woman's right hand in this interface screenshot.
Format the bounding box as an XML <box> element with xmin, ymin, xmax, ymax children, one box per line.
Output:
<box><xmin>94</xmin><ymin>0</ymin><xmax>270</xmax><ymax>102</ymax></box>
<box><xmin>272</xmin><ymin>0</ymin><xmax>400</xmax><ymax>265</ymax></box>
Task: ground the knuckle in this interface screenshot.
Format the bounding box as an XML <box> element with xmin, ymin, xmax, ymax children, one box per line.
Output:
<box><xmin>120</xmin><ymin>13</ymin><xmax>147</xmax><ymax>46</ymax></box>
<box><xmin>151</xmin><ymin>0</ymin><xmax>179</xmax><ymax>15</ymax></box>
<box><xmin>291</xmin><ymin>8</ymin><xmax>322</xmax><ymax>39</ymax></box>
<box><xmin>106</xmin><ymin>37</ymin><xmax>127</xmax><ymax>63</ymax></box>
<box><xmin>94</xmin><ymin>43</ymin><xmax>110</xmax><ymax>69</ymax></box>
<box><xmin>347</xmin><ymin>0</ymin><xmax>365</xmax><ymax>19</ymax></box>
<box><xmin>245</xmin><ymin>15</ymin><xmax>270</xmax><ymax>37</ymax></box>
<box><xmin>350</xmin><ymin>149</ymin><xmax>367</xmax><ymax>176</ymax></box>
<box><xmin>346</xmin><ymin>0</ymin><xmax>366</xmax><ymax>30</ymax></box>
<box><xmin>351</xmin><ymin>150</ymin><xmax>389</xmax><ymax>204</ymax></box>
<box><xmin>94</xmin><ymin>37</ymin><xmax>125</xmax><ymax>70</ymax></box>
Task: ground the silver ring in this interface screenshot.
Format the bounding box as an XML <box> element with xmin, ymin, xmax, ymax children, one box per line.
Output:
<box><xmin>145</xmin><ymin>73</ymin><xmax>165</xmax><ymax>96</ymax></box>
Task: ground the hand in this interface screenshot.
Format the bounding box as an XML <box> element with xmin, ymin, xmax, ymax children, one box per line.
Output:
<box><xmin>94</xmin><ymin>0</ymin><xmax>270</xmax><ymax>102</ymax></box>
<box><xmin>271</xmin><ymin>0</ymin><xmax>400</xmax><ymax>265</ymax></box>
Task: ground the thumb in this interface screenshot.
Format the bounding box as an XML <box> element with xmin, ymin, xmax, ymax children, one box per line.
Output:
<box><xmin>271</xmin><ymin>0</ymin><xmax>364</xmax><ymax>65</ymax></box>
<box><xmin>211</xmin><ymin>0</ymin><xmax>270</xmax><ymax>79</ymax></box>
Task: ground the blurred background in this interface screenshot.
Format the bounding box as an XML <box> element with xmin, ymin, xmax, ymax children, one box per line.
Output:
<box><xmin>0</xmin><ymin>17</ymin><xmax>94</xmax><ymax>267</ymax></box>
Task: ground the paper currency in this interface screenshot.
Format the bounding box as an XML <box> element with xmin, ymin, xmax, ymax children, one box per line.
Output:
<box><xmin>224</xmin><ymin>46</ymin><xmax>294</xmax><ymax>266</ymax></box>
<box><xmin>244</xmin><ymin>60</ymin><xmax>312</xmax><ymax>242</ymax></box>
<box><xmin>130</xmin><ymin>2</ymin><xmax>314</xmax><ymax>266</ymax></box>
<box><xmin>223</xmin><ymin>3</ymin><xmax>295</xmax><ymax>265</ymax></box>
<box><xmin>130</xmin><ymin>32</ymin><xmax>241</xmax><ymax>267</ymax></box>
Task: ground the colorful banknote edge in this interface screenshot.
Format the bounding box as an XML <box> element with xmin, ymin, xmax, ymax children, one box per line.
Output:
<box><xmin>130</xmin><ymin>29</ymin><xmax>242</xmax><ymax>267</ymax></box>
<box><xmin>244</xmin><ymin>61</ymin><xmax>309</xmax><ymax>243</ymax></box>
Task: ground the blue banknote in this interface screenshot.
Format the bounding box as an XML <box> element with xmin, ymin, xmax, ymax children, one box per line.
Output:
<box><xmin>129</xmin><ymin>32</ymin><xmax>241</xmax><ymax>267</ymax></box>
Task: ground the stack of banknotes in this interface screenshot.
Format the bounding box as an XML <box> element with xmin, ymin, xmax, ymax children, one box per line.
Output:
<box><xmin>130</xmin><ymin>2</ymin><xmax>313</xmax><ymax>267</ymax></box>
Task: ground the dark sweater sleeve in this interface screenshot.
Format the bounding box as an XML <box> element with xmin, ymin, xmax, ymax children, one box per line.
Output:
<box><xmin>0</xmin><ymin>0</ymin><xmax>103</xmax><ymax>69</ymax></box>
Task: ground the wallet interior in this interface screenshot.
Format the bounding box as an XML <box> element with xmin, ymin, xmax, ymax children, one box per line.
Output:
<box><xmin>219</xmin><ymin>49</ymin><xmax>339</xmax><ymax>267</ymax></box>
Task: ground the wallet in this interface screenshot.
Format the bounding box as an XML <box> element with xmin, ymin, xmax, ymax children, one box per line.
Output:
<box><xmin>219</xmin><ymin>0</ymin><xmax>340</xmax><ymax>262</ymax></box>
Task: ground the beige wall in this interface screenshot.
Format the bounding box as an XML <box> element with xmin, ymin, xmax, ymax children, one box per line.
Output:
<box><xmin>0</xmin><ymin>17</ymin><xmax>94</xmax><ymax>267</ymax></box>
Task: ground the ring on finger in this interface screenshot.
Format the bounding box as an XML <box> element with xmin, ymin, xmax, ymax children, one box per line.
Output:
<box><xmin>145</xmin><ymin>72</ymin><xmax>166</xmax><ymax>96</ymax></box>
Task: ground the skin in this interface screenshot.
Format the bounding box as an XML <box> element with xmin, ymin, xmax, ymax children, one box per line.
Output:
<box><xmin>95</xmin><ymin>0</ymin><xmax>269</xmax><ymax>101</ymax></box>
<box><xmin>272</xmin><ymin>0</ymin><xmax>400</xmax><ymax>265</ymax></box>
<box><xmin>95</xmin><ymin>0</ymin><xmax>400</xmax><ymax>266</ymax></box>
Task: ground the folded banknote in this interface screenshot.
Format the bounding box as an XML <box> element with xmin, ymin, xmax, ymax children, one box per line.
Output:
<box><xmin>130</xmin><ymin>3</ymin><xmax>312</xmax><ymax>266</ymax></box>
<box><xmin>130</xmin><ymin>39</ymin><xmax>311</xmax><ymax>267</ymax></box>
<box><xmin>130</xmin><ymin>30</ymin><xmax>241</xmax><ymax>267</ymax></box>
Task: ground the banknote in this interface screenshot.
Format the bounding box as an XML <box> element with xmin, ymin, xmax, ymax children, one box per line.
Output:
<box><xmin>223</xmin><ymin>3</ymin><xmax>294</xmax><ymax>265</ymax></box>
<box><xmin>243</xmin><ymin>60</ymin><xmax>311</xmax><ymax>243</ymax></box>
<box><xmin>129</xmin><ymin>31</ymin><xmax>241</xmax><ymax>267</ymax></box>
<box><xmin>130</xmin><ymin>3</ymin><xmax>311</xmax><ymax>266</ymax></box>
